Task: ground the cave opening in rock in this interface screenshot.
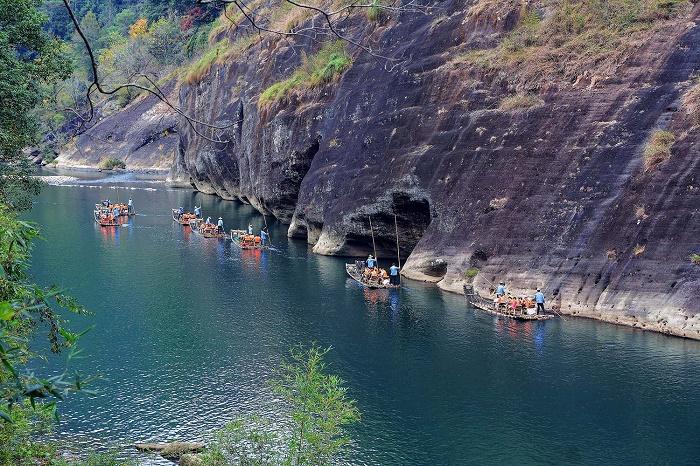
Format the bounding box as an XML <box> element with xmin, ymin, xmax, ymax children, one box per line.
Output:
<box><xmin>345</xmin><ymin>194</ymin><xmax>432</xmax><ymax>260</ymax></box>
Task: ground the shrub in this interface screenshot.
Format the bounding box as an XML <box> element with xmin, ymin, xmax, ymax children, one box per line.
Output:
<box><xmin>643</xmin><ymin>130</ymin><xmax>675</xmax><ymax>171</ymax></box>
<box><xmin>690</xmin><ymin>253</ymin><xmax>700</xmax><ymax>265</ymax></box>
<box><xmin>98</xmin><ymin>158</ymin><xmax>126</xmax><ymax>170</ymax></box>
<box><xmin>259</xmin><ymin>41</ymin><xmax>351</xmax><ymax>107</ymax></box>
<box><xmin>464</xmin><ymin>267</ymin><xmax>480</xmax><ymax>281</ymax></box>
<box><xmin>499</xmin><ymin>93</ymin><xmax>544</xmax><ymax>110</ymax></box>
<box><xmin>633</xmin><ymin>243</ymin><xmax>646</xmax><ymax>256</ymax></box>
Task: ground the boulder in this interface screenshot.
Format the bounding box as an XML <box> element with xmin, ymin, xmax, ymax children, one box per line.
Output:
<box><xmin>134</xmin><ymin>441</ymin><xmax>205</xmax><ymax>460</ymax></box>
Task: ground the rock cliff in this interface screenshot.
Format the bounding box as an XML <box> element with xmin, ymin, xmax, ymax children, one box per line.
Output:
<box><xmin>55</xmin><ymin>82</ymin><xmax>179</xmax><ymax>171</ymax></box>
<box><xmin>171</xmin><ymin>0</ymin><xmax>699</xmax><ymax>338</ymax></box>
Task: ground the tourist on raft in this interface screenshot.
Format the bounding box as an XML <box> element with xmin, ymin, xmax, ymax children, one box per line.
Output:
<box><xmin>217</xmin><ymin>217</ymin><xmax>224</xmax><ymax>234</ymax></box>
<box><xmin>260</xmin><ymin>228</ymin><xmax>269</xmax><ymax>246</ymax></box>
<box><xmin>113</xmin><ymin>206</ymin><xmax>120</xmax><ymax>218</ymax></box>
<box><xmin>194</xmin><ymin>205</ymin><xmax>202</xmax><ymax>218</ymax></box>
<box><xmin>389</xmin><ymin>263</ymin><xmax>400</xmax><ymax>286</ymax></box>
<box><xmin>535</xmin><ymin>288</ymin><xmax>545</xmax><ymax>314</ymax></box>
<box><xmin>205</xmin><ymin>216</ymin><xmax>211</xmax><ymax>225</ymax></box>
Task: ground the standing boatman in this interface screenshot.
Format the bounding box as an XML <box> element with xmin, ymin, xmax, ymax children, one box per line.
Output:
<box><xmin>194</xmin><ymin>205</ymin><xmax>202</xmax><ymax>218</ymax></box>
<box><xmin>366</xmin><ymin>254</ymin><xmax>376</xmax><ymax>269</ymax></box>
<box><xmin>113</xmin><ymin>205</ymin><xmax>120</xmax><ymax>218</ymax></box>
<box><xmin>534</xmin><ymin>288</ymin><xmax>545</xmax><ymax>315</ymax></box>
<box><xmin>217</xmin><ymin>217</ymin><xmax>224</xmax><ymax>234</ymax></box>
<box><xmin>205</xmin><ymin>216</ymin><xmax>211</xmax><ymax>225</ymax></box>
<box><xmin>248</xmin><ymin>224</ymin><xmax>254</xmax><ymax>235</ymax></box>
<box><xmin>496</xmin><ymin>281</ymin><xmax>507</xmax><ymax>297</ymax></box>
<box><xmin>260</xmin><ymin>228</ymin><xmax>269</xmax><ymax>246</ymax></box>
<box><xmin>127</xmin><ymin>198</ymin><xmax>133</xmax><ymax>214</ymax></box>
<box><xmin>389</xmin><ymin>263</ymin><xmax>400</xmax><ymax>286</ymax></box>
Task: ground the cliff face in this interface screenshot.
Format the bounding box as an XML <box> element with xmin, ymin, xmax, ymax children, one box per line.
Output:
<box><xmin>175</xmin><ymin>0</ymin><xmax>700</xmax><ymax>338</ymax></box>
<box><xmin>55</xmin><ymin>84</ymin><xmax>179</xmax><ymax>171</ymax></box>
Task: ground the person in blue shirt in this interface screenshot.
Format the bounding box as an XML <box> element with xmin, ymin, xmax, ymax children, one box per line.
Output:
<box><xmin>260</xmin><ymin>228</ymin><xmax>269</xmax><ymax>246</ymax></box>
<box><xmin>366</xmin><ymin>255</ymin><xmax>376</xmax><ymax>269</ymax></box>
<box><xmin>217</xmin><ymin>217</ymin><xmax>224</xmax><ymax>233</ymax></box>
<box><xmin>389</xmin><ymin>263</ymin><xmax>400</xmax><ymax>286</ymax></box>
<box><xmin>534</xmin><ymin>288</ymin><xmax>545</xmax><ymax>314</ymax></box>
<box><xmin>248</xmin><ymin>224</ymin><xmax>254</xmax><ymax>235</ymax></box>
<box><xmin>194</xmin><ymin>205</ymin><xmax>202</xmax><ymax>218</ymax></box>
<box><xmin>496</xmin><ymin>282</ymin><xmax>506</xmax><ymax>297</ymax></box>
<box><xmin>113</xmin><ymin>206</ymin><xmax>120</xmax><ymax>218</ymax></box>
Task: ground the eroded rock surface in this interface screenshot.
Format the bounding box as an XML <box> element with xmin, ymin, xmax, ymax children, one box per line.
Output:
<box><xmin>56</xmin><ymin>83</ymin><xmax>179</xmax><ymax>171</ymax></box>
<box><xmin>174</xmin><ymin>1</ymin><xmax>699</xmax><ymax>337</ymax></box>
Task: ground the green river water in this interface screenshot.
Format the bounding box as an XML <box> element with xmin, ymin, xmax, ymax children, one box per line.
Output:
<box><xmin>27</xmin><ymin>172</ymin><xmax>700</xmax><ymax>465</ymax></box>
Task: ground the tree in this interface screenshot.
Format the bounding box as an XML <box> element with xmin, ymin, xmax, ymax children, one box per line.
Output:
<box><xmin>201</xmin><ymin>344</ymin><xmax>360</xmax><ymax>465</ymax></box>
<box><xmin>147</xmin><ymin>16</ymin><xmax>184</xmax><ymax>65</ymax></box>
<box><xmin>0</xmin><ymin>0</ymin><xmax>72</xmax><ymax>211</ymax></box>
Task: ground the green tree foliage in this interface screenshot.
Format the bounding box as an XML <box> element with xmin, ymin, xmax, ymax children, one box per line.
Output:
<box><xmin>201</xmin><ymin>344</ymin><xmax>360</xmax><ymax>465</ymax></box>
<box><xmin>0</xmin><ymin>207</ymin><xmax>95</xmax><ymax>462</ymax></box>
<box><xmin>0</xmin><ymin>0</ymin><xmax>72</xmax><ymax>211</ymax></box>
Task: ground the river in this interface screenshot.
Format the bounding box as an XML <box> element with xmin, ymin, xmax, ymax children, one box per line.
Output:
<box><xmin>28</xmin><ymin>172</ymin><xmax>700</xmax><ymax>464</ymax></box>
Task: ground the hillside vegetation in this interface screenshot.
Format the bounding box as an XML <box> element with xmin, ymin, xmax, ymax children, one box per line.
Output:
<box><xmin>462</xmin><ymin>0</ymin><xmax>691</xmax><ymax>86</ymax></box>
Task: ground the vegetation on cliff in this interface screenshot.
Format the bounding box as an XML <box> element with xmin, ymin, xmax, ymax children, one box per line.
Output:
<box><xmin>463</xmin><ymin>0</ymin><xmax>691</xmax><ymax>86</ymax></box>
<box><xmin>259</xmin><ymin>40</ymin><xmax>352</xmax><ymax>107</ymax></box>
<box><xmin>643</xmin><ymin>130</ymin><xmax>675</xmax><ymax>170</ymax></box>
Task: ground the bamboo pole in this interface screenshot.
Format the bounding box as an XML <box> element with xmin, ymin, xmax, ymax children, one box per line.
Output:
<box><xmin>394</xmin><ymin>214</ymin><xmax>401</xmax><ymax>269</ymax></box>
<box><xmin>369</xmin><ymin>216</ymin><xmax>378</xmax><ymax>263</ymax></box>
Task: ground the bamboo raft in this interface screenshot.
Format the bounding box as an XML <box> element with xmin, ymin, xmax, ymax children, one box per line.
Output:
<box><xmin>172</xmin><ymin>209</ymin><xmax>200</xmax><ymax>226</ymax></box>
<box><xmin>345</xmin><ymin>263</ymin><xmax>400</xmax><ymax>289</ymax></box>
<box><xmin>463</xmin><ymin>284</ymin><xmax>555</xmax><ymax>321</ymax></box>
<box><xmin>231</xmin><ymin>230</ymin><xmax>268</xmax><ymax>249</ymax></box>
<box><xmin>96</xmin><ymin>203</ymin><xmax>134</xmax><ymax>216</ymax></box>
<box><xmin>193</xmin><ymin>222</ymin><xmax>227</xmax><ymax>239</ymax></box>
<box><xmin>94</xmin><ymin>210</ymin><xmax>119</xmax><ymax>227</ymax></box>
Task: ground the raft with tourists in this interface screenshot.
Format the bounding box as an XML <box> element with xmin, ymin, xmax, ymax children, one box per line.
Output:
<box><xmin>96</xmin><ymin>201</ymin><xmax>134</xmax><ymax>216</ymax></box>
<box><xmin>231</xmin><ymin>229</ymin><xmax>268</xmax><ymax>249</ymax></box>
<box><xmin>463</xmin><ymin>284</ymin><xmax>555</xmax><ymax>321</ymax></box>
<box><xmin>172</xmin><ymin>208</ymin><xmax>200</xmax><ymax>226</ymax></box>
<box><xmin>192</xmin><ymin>220</ymin><xmax>227</xmax><ymax>239</ymax></box>
<box><xmin>93</xmin><ymin>209</ymin><xmax>119</xmax><ymax>227</ymax></box>
<box><xmin>345</xmin><ymin>214</ymin><xmax>402</xmax><ymax>289</ymax></box>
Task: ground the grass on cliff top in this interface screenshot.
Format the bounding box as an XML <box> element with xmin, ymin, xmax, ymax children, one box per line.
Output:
<box><xmin>184</xmin><ymin>35</ymin><xmax>259</xmax><ymax>85</ymax></box>
<box><xmin>258</xmin><ymin>40</ymin><xmax>351</xmax><ymax>107</ymax></box>
<box><xmin>460</xmin><ymin>0</ymin><xmax>690</xmax><ymax>85</ymax></box>
<box><xmin>643</xmin><ymin>130</ymin><xmax>675</xmax><ymax>171</ymax></box>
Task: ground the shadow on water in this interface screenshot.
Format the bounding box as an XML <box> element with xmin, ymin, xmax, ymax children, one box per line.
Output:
<box><xmin>25</xmin><ymin>178</ymin><xmax>700</xmax><ymax>465</ymax></box>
